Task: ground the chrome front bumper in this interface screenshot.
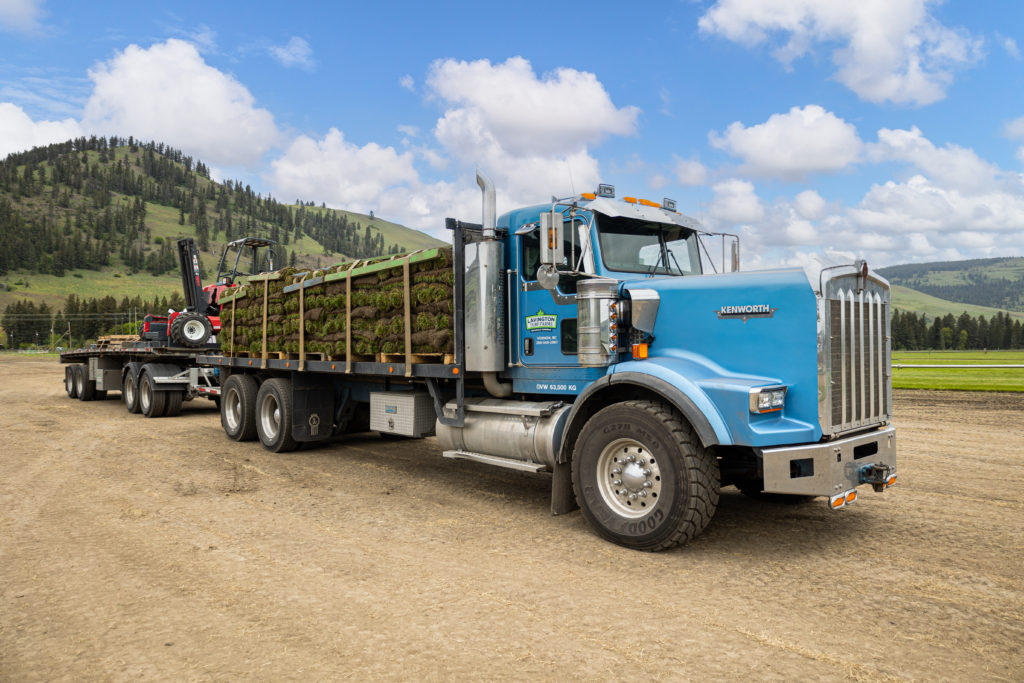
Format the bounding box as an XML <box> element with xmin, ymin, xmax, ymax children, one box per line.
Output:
<box><xmin>760</xmin><ymin>425</ymin><xmax>897</xmax><ymax>497</ymax></box>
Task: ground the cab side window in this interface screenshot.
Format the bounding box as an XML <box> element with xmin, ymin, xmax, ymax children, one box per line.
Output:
<box><xmin>520</xmin><ymin>223</ymin><xmax>584</xmax><ymax>293</ymax></box>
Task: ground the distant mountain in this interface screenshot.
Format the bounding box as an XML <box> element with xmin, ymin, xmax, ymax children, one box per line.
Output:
<box><xmin>0</xmin><ymin>137</ymin><xmax>445</xmax><ymax>311</ymax></box>
<box><xmin>878</xmin><ymin>257</ymin><xmax>1024</xmax><ymax>313</ymax></box>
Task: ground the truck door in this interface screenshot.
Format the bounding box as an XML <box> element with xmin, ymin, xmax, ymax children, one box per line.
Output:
<box><xmin>516</xmin><ymin>218</ymin><xmax>590</xmax><ymax>367</ymax></box>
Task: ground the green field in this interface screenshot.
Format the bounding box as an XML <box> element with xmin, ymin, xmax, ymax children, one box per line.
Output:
<box><xmin>892</xmin><ymin>350</ymin><xmax>1024</xmax><ymax>392</ymax></box>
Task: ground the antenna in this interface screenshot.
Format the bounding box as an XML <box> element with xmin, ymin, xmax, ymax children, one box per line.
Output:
<box><xmin>566</xmin><ymin>162</ymin><xmax>576</xmax><ymax>195</ymax></box>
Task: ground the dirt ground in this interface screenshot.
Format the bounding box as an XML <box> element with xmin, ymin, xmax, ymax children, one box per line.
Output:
<box><xmin>1</xmin><ymin>357</ymin><xmax>1021</xmax><ymax>682</ymax></box>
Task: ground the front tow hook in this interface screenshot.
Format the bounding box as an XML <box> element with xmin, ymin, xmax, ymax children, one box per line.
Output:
<box><xmin>859</xmin><ymin>463</ymin><xmax>894</xmax><ymax>493</ymax></box>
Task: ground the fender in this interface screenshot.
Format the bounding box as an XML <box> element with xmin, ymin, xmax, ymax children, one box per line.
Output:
<box><xmin>139</xmin><ymin>362</ymin><xmax>189</xmax><ymax>391</ymax></box>
<box><xmin>560</xmin><ymin>366</ymin><xmax>730</xmax><ymax>463</ymax></box>
<box><xmin>122</xmin><ymin>361</ymin><xmax>144</xmax><ymax>384</ymax></box>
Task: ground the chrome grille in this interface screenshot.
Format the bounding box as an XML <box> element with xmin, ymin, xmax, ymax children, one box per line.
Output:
<box><xmin>819</xmin><ymin>270</ymin><xmax>891</xmax><ymax>437</ymax></box>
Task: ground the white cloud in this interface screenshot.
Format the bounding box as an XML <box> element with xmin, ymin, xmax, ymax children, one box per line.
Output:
<box><xmin>708</xmin><ymin>178</ymin><xmax>765</xmax><ymax>224</ymax></box>
<box><xmin>868</xmin><ymin>126</ymin><xmax>1001</xmax><ymax>192</ymax></box>
<box><xmin>399</xmin><ymin>75</ymin><xmax>414</xmax><ymax>91</ymax></box>
<box><xmin>673</xmin><ymin>156</ymin><xmax>708</xmax><ymax>186</ymax></box>
<box><xmin>82</xmin><ymin>39</ymin><xmax>280</xmax><ymax>166</ymax></box>
<box><xmin>269</xmin><ymin>37</ymin><xmax>315</xmax><ymax>70</ymax></box>
<box><xmin>698</xmin><ymin>0</ymin><xmax>982</xmax><ymax>106</ymax></box>
<box><xmin>0</xmin><ymin>102</ymin><xmax>81</xmax><ymax>158</ymax></box>
<box><xmin>1002</xmin><ymin>35</ymin><xmax>1021</xmax><ymax>60</ymax></box>
<box><xmin>427</xmin><ymin>57</ymin><xmax>639</xmax><ymax>158</ymax></box>
<box><xmin>1005</xmin><ymin>116</ymin><xmax>1024</xmax><ymax>140</ymax></box>
<box><xmin>397</xmin><ymin>124</ymin><xmax>419</xmax><ymax>138</ymax></box>
<box><xmin>793</xmin><ymin>189</ymin><xmax>826</xmax><ymax>219</ymax></box>
<box><xmin>710</xmin><ymin>105</ymin><xmax>862</xmax><ymax>178</ymax></box>
<box><xmin>0</xmin><ymin>0</ymin><xmax>44</xmax><ymax>33</ymax></box>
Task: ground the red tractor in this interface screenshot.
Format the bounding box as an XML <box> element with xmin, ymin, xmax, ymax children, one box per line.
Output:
<box><xmin>161</xmin><ymin>237</ymin><xmax>276</xmax><ymax>348</ymax></box>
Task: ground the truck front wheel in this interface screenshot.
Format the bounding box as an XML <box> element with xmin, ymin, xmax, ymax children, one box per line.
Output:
<box><xmin>255</xmin><ymin>378</ymin><xmax>298</xmax><ymax>453</ymax></box>
<box><xmin>572</xmin><ymin>400</ymin><xmax>720</xmax><ymax>551</ymax></box>
<box><xmin>221</xmin><ymin>374</ymin><xmax>258</xmax><ymax>441</ymax></box>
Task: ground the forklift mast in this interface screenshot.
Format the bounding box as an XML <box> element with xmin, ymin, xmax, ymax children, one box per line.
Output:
<box><xmin>176</xmin><ymin>238</ymin><xmax>217</xmax><ymax>316</ymax></box>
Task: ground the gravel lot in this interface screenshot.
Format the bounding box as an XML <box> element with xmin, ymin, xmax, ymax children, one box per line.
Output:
<box><xmin>1</xmin><ymin>357</ymin><xmax>1021</xmax><ymax>681</ymax></box>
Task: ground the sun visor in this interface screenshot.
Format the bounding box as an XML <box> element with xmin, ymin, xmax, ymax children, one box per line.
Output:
<box><xmin>583</xmin><ymin>197</ymin><xmax>704</xmax><ymax>231</ymax></box>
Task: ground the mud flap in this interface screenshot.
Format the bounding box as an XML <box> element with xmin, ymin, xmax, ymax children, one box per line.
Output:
<box><xmin>291</xmin><ymin>373</ymin><xmax>334</xmax><ymax>442</ymax></box>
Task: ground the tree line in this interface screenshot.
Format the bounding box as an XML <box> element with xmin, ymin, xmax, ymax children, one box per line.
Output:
<box><xmin>892</xmin><ymin>309</ymin><xmax>1024</xmax><ymax>350</ymax></box>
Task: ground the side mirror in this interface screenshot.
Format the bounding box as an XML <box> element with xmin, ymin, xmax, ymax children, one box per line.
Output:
<box><xmin>539</xmin><ymin>209</ymin><xmax>563</xmax><ymax>267</ymax></box>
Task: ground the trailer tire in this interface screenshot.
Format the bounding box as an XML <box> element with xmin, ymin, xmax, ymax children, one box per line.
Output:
<box><xmin>170</xmin><ymin>312</ymin><xmax>213</xmax><ymax>348</ymax></box>
<box><xmin>139</xmin><ymin>372</ymin><xmax>166</xmax><ymax>418</ymax></box>
<box><xmin>163</xmin><ymin>390</ymin><xmax>183</xmax><ymax>417</ymax></box>
<box><xmin>221</xmin><ymin>374</ymin><xmax>258</xmax><ymax>441</ymax></box>
<box><xmin>255</xmin><ymin>378</ymin><xmax>298</xmax><ymax>453</ymax></box>
<box><xmin>76</xmin><ymin>366</ymin><xmax>96</xmax><ymax>401</ymax></box>
<box><xmin>123</xmin><ymin>372</ymin><xmax>141</xmax><ymax>413</ymax></box>
<box><xmin>572</xmin><ymin>400</ymin><xmax>720</xmax><ymax>552</ymax></box>
<box><xmin>65</xmin><ymin>367</ymin><xmax>79</xmax><ymax>399</ymax></box>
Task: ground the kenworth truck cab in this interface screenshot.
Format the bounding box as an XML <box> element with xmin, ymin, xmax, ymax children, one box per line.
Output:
<box><xmin>206</xmin><ymin>171</ymin><xmax>897</xmax><ymax>552</ymax></box>
<box><xmin>444</xmin><ymin>173</ymin><xmax>896</xmax><ymax>549</ymax></box>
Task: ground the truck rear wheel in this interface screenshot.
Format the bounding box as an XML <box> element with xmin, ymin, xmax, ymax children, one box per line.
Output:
<box><xmin>572</xmin><ymin>400</ymin><xmax>720</xmax><ymax>551</ymax></box>
<box><xmin>255</xmin><ymin>378</ymin><xmax>298</xmax><ymax>453</ymax></box>
<box><xmin>138</xmin><ymin>372</ymin><xmax>166</xmax><ymax>417</ymax></box>
<box><xmin>170</xmin><ymin>312</ymin><xmax>213</xmax><ymax>348</ymax></box>
<box><xmin>65</xmin><ymin>367</ymin><xmax>79</xmax><ymax>399</ymax></box>
<box><xmin>76</xmin><ymin>366</ymin><xmax>95</xmax><ymax>401</ymax></box>
<box><xmin>221</xmin><ymin>374</ymin><xmax>258</xmax><ymax>441</ymax></box>
<box><xmin>123</xmin><ymin>372</ymin><xmax>141</xmax><ymax>413</ymax></box>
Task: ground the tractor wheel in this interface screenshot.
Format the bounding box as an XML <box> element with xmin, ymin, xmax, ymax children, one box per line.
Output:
<box><xmin>123</xmin><ymin>372</ymin><xmax>141</xmax><ymax>413</ymax></box>
<box><xmin>170</xmin><ymin>312</ymin><xmax>213</xmax><ymax>348</ymax></box>
<box><xmin>163</xmin><ymin>390</ymin><xmax>183</xmax><ymax>417</ymax></box>
<box><xmin>65</xmin><ymin>367</ymin><xmax>79</xmax><ymax>399</ymax></box>
<box><xmin>572</xmin><ymin>400</ymin><xmax>720</xmax><ymax>551</ymax></box>
<box><xmin>139</xmin><ymin>372</ymin><xmax>167</xmax><ymax>418</ymax></box>
<box><xmin>221</xmin><ymin>374</ymin><xmax>258</xmax><ymax>441</ymax></box>
<box><xmin>76</xmin><ymin>366</ymin><xmax>96</xmax><ymax>401</ymax></box>
<box><xmin>255</xmin><ymin>378</ymin><xmax>298</xmax><ymax>453</ymax></box>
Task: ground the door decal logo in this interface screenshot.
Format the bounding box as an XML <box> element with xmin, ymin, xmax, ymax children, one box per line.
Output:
<box><xmin>526</xmin><ymin>309</ymin><xmax>558</xmax><ymax>331</ymax></box>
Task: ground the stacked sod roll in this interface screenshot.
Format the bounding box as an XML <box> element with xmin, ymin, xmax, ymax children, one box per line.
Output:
<box><xmin>218</xmin><ymin>247</ymin><xmax>455</xmax><ymax>358</ymax></box>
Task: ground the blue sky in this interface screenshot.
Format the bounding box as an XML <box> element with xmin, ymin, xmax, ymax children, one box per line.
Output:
<box><xmin>1</xmin><ymin>0</ymin><xmax>1022</xmax><ymax>270</ymax></box>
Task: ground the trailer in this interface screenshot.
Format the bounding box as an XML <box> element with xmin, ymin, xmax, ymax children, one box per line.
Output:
<box><xmin>200</xmin><ymin>172</ymin><xmax>898</xmax><ymax>551</ymax></box>
<box><xmin>60</xmin><ymin>336</ymin><xmax>220</xmax><ymax>417</ymax></box>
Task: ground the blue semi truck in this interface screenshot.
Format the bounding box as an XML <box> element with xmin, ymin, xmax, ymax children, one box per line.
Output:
<box><xmin>203</xmin><ymin>172</ymin><xmax>897</xmax><ymax>551</ymax></box>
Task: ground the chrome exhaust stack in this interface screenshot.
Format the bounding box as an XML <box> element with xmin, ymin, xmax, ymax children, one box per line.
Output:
<box><xmin>465</xmin><ymin>170</ymin><xmax>507</xmax><ymax>380</ymax></box>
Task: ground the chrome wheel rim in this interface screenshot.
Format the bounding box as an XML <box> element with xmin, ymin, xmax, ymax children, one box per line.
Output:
<box><xmin>596</xmin><ymin>438</ymin><xmax>663</xmax><ymax>519</ymax></box>
<box><xmin>125</xmin><ymin>376</ymin><xmax>135</xmax><ymax>406</ymax></box>
<box><xmin>139</xmin><ymin>377</ymin><xmax>150</xmax><ymax>412</ymax></box>
<box><xmin>259</xmin><ymin>393</ymin><xmax>280</xmax><ymax>441</ymax></box>
<box><xmin>224</xmin><ymin>388</ymin><xmax>242</xmax><ymax>431</ymax></box>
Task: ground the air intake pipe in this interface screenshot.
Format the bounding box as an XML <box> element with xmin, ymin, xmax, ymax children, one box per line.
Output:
<box><xmin>477</xmin><ymin>169</ymin><xmax>496</xmax><ymax>240</ymax></box>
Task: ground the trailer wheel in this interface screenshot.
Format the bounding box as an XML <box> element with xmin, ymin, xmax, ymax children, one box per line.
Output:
<box><xmin>76</xmin><ymin>366</ymin><xmax>96</xmax><ymax>401</ymax></box>
<box><xmin>571</xmin><ymin>400</ymin><xmax>720</xmax><ymax>552</ymax></box>
<box><xmin>221</xmin><ymin>374</ymin><xmax>258</xmax><ymax>441</ymax></box>
<box><xmin>123</xmin><ymin>372</ymin><xmax>141</xmax><ymax>413</ymax></box>
<box><xmin>139</xmin><ymin>372</ymin><xmax>166</xmax><ymax>418</ymax></box>
<box><xmin>65</xmin><ymin>367</ymin><xmax>79</xmax><ymax>399</ymax></box>
<box><xmin>170</xmin><ymin>312</ymin><xmax>213</xmax><ymax>348</ymax></box>
<box><xmin>255</xmin><ymin>378</ymin><xmax>298</xmax><ymax>453</ymax></box>
<box><xmin>163</xmin><ymin>391</ymin><xmax>183</xmax><ymax>417</ymax></box>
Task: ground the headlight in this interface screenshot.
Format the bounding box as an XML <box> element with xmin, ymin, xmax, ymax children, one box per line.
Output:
<box><xmin>749</xmin><ymin>385</ymin><xmax>787</xmax><ymax>414</ymax></box>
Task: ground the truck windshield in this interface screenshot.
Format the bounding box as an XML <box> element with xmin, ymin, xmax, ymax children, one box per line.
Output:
<box><xmin>596</xmin><ymin>215</ymin><xmax>701</xmax><ymax>276</ymax></box>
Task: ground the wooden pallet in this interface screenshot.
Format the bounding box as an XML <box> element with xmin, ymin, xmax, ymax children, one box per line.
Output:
<box><xmin>378</xmin><ymin>352</ymin><xmax>455</xmax><ymax>365</ymax></box>
<box><xmin>95</xmin><ymin>335</ymin><xmax>139</xmax><ymax>349</ymax></box>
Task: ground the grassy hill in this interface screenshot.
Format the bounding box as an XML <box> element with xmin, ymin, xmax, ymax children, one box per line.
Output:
<box><xmin>0</xmin><ymin>138</ymin><xmax>445</xmax><ymax>313</ymax></box>
<box><xmin>891</xmin><ymin>285</ymin><xmax>1024</xmax><ymax>323</ymax></box>
<box><xmin>879</xmin><ymin>257</ymin><xmax>1024</xmax><ymax>312</ymax></box>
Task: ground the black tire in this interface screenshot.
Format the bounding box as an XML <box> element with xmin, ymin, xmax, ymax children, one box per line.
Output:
<box><xmin>170</xmin><ymin>312</ymin><xmax>213</xmax><ymax>348</ymax></box>
<box><xmin>163</xmin><ymin>391</ymin><xmax>183</xmax><ymax>417</ymax></box>
<box><xmin>65</xmin><ymin>367</ymin><xmax>79</xmax><ymax>399</ymax></box>
<box><xmin>255</xmin><ymin>377</ymin><xmax>298</xmax><ymax>453</ymax></box>
<box><xmin>572</xmin><ymin>400</ymin><xmax>720</xmax><ymax>551</ymax></box>
<box><xmin>736</xmin><ymin>480</ymin><xmax>816</xmax><ymax>504</ymax></box>
<box><xmin>76</xmin><ymin>366</ymin><xmax>96</xmax><ymax>401</ymax></box>
<box><xmin>138</xmin><ymin>372</ymin><xmax>167</xmax><ymax>418</ymax></box>
<box><xmin>123</xmin><ymin>372</ymin><xmax>141</xmax><ymax>413</ymax></box>
<box><xmin>221</xmin><ymin>374</ymin><xmax>258</xmax><ymax>441</ymax></box>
